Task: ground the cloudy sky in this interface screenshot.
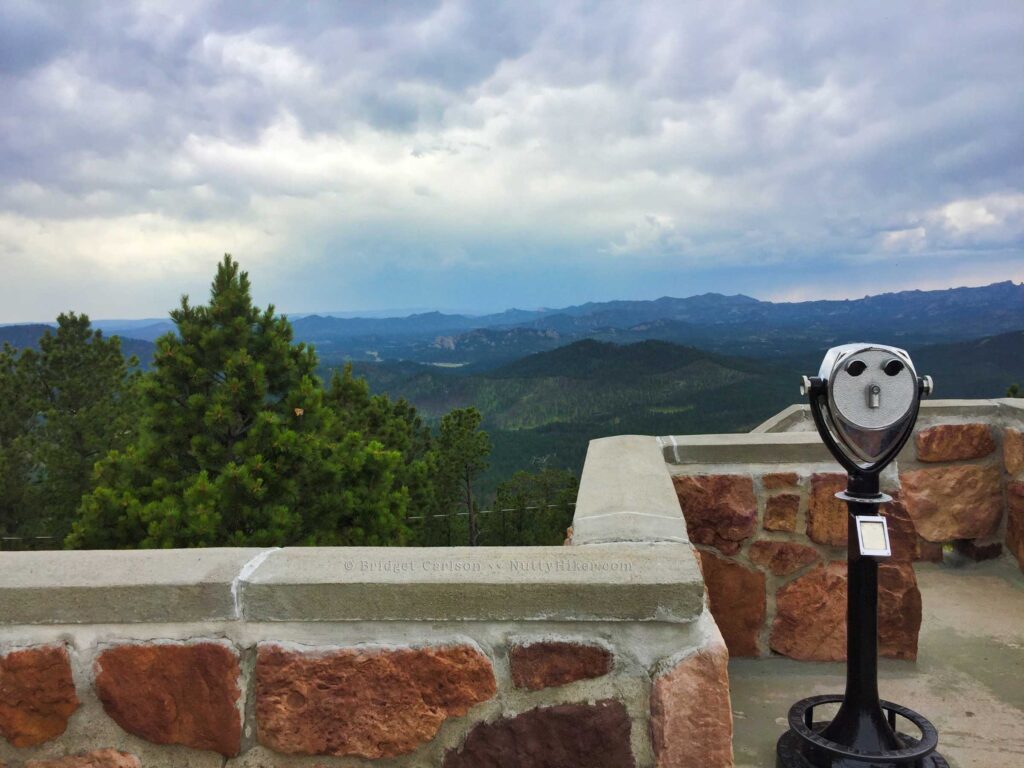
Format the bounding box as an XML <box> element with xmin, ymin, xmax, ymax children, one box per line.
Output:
<box><xmin>1</xmin><ymin>1</ymin><xmax>1022</xmax><ymax>322</ymax></box>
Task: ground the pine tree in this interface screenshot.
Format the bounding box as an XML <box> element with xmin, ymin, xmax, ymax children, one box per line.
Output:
<box><xmin>28</xmin><ymin>314</ymin><xmax>141</xmax><ymax>542</ymax></box>
<box><xmin>435</xmin><ymin>407</ymin><xmax>491</xmax><ymax>546</ymax></box>
<box><xmin>0</xmin><ymin>343</ymin><xmax>36</xmax><ymax>540</ymax></box>
<box><xmin>324</xmin><ymin>364</ymin><xmax>441</xmax><ymax>542</ymax></box>
<box><xmin>68</xmin><ymin>256</ymin><xmax>408</xmax><ymax>548</ymax></box>
<box><xmin>482</xmin><ymin>468</ymin><xmax>578</xmax><ymax>546</ymax></box>
<box><xmin>0</xmin><ymin>316</ymin><xmax>140</xmax><ymax>546</ymax></box>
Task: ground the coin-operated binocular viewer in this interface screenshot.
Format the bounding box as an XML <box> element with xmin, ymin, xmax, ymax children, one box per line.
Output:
<box><xmin>776</xmin><ymin>344</ymin><xmax>946</xmax><ymax>768</ymax></box>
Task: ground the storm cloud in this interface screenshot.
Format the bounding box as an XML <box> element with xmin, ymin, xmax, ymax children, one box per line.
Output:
<box><xmin>1</xmin><ymin>0</ymin><xmax>1022</xmax><ymax>320</ymax></box>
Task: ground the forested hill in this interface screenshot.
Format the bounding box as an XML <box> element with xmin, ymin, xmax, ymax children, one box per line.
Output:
<box><xmin>345</xmin><ymin>331</ymin><xmax>1024</xmax><ymax>492</ymax></box>
<box><xmin>0</xmin><ymin>323</ymin><xmax>156</xmax><ymax>366</ymax></box>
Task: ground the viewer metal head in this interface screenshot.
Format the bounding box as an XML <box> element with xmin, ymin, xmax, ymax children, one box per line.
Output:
<box><xmin>801</xmin><ymin>343</ymin><xmax>933</xmax><ymax>475</ymax></box>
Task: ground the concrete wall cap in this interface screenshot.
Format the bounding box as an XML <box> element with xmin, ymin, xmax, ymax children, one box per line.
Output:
<box><xmin>239</xmin><ymin>543</ymin><xmax>704</xmax><ymax>624</ymax></box>
<box><xmin>574</xmin><ymin>435</ymin><xmax>688</xmax><ymax>545</ymax></box>
<box><xmin>0</xmin><ymin>548</ymin><xmax>266</xmax><ymax>625</ymax></box>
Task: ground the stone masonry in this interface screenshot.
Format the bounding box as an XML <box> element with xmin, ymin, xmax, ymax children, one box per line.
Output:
<box><xmin>666</xmin><ymin>399</ymin><xmax>1024</xmax><ymax>660</ymax></box>
<box><xmin>0</xmin><ymin>432</ymin><xmax>731</xmax><ymax>768</ymax></box>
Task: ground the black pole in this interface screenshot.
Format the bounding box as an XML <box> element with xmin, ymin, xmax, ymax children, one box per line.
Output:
<box><xmin>818</xmin><ymin>472</ymin><xmax>903</xmax><ymax>758</ymax></box>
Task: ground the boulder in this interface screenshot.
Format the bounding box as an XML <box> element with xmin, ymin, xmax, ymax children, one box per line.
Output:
<box><xmin>915</xmin><ymin>423</ymin><xmax>996</xmax><ymax>462</ymax></box>
<box><xmin>807</xmin><ymin>474</ymin><xmax>848</xmax><ymax>547</ymax></box>
<box><xmin>93</xmin><ymin>642</ymin><xmax>241</xmax><ymax>756</ymax></box>
<box><xmin>0</xmin><ymin>645</ymin><xmax>79</xmax><ymax>748</ymax></box>
<box><xmin>443</xmin><ymin>700</ymin><xmax>634</xmax><ymax>768</ymax></box>
<box><xmin>748</xmin><ymin>541</ymin><xmax>820</xmax><ymax>576</ymax></box>
<box><xmin>699</xmin><ymin>551</ymin><xmax>765</xmax><ymax>657</ymax></box>
<box><xmin>900</xmin><ymin>464</ymin><xmax>1003</xmax><ymax>541</ymax></box>
<box><xmin>509</xmin><ymin>642</ymin><xmax>612</xmax><ymax>690</ymax></box>
<box><xmin>650</xmin><ymin>624</ymin><xmax>734</xmax><ymax>768</ymax></box>
<box><xmin>763</xmin><ymin>494</ymin><xmax>799</xmax><ymax>533</ymax></box>
<box><xmin>256</xmin><ymin>643</ymin><xmax>495</xmax><ymax>758</ymax></box>
<box><xmin>673</xmin><ymin>474</ymin><xmax>757</xmax><ymax>555</ymax></box>
<box><xmin>770</xmin><ymin>562</ymin><xmax>921</xmax><ymax>661</ymax></box>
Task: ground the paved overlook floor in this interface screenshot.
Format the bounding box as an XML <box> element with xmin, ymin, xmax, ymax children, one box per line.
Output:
<box><xmin>729</xmin><ymin>556</ymin><xmax>1024</xmax><ymax>768</ymax></box>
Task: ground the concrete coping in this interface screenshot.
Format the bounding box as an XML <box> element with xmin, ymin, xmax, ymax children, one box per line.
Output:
<box><xmin>0</xmin><ymin>542</ymin><xmax>704</xmax><ymax>626</ymax></box>
<box><xmin>240</xmin><ymin>543</ymin><xmax>703</xmax><ymax>624</ymax></box>
<box><xmin>753</xmin><ymin>399</ymin><xmax>1012</xmax><ymax>434</ymax></box>
<box><xmin>660</xmin><ymin>432</ymin><xmax>833</xmax><ymax>465</ymax></box>
<box><xmin>572</xmin><ymin>435</ymin><xmax>690</xmax><ymax>545</ymax></box>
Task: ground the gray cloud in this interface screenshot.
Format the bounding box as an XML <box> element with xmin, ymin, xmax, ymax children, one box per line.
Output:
<box><xmin>0</xmin><ymin>0</ymin><xmax>1022</xmax><ymax>321</ymax></box>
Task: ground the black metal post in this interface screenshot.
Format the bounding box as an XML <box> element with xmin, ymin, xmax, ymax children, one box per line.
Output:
<box><xmin>818</xmin><ymin>473</ymin><xmax>903</xmax><ymax>759</ymax></box>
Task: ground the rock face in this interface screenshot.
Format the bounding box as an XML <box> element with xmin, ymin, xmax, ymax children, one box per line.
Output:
<box><xmin>256</xmin><ymin>643</ymin><xmax>496</xmax><ymax>758</ymax></box>
<box><xmin>770</xmin><ymin>562</ymin><xmax>921</xmax><ymax>661</ymax></box>
<box><xmin>807</xmin><ymin>474</ymin><xmax>848</xmax><ymax>547</ymax></box>
<box><xmin>674</xmin><ymin>474</ymin><xmax>757</xmax><ymax>555</ymax></box>
<box><xmin>443</xmin><ymin>700</ymin><xmax>634</xmax><ymax>768</ymax></box>
<box><xmin>763</xmin><ymin>494</ymin><xmax>799</xmax><ymax>533</ymax></box>
<box><xmin>1005</xmin><ymin>428</ymin><xmax>1024</xmax><ymax>475</ymax></box>
<box><xmin>1007</xmin><ymin>482</ymin><xmax>1024</xmax><ymax>571</ymax></box>
<box><xmin>94</xmin><ymin>642</ymin><xmax>241</xmax><ymax>756</ymax></box>
<box><xmin>915</xmin><ymin>423</ymin><xmax>996</xmax><ymax>462</ymax></box>
<box><xmin>748</xmin><ymin>541</ymin><xmax>819</xmax><ymax>576</ymax></box>
<box><xmin>880</xmin><ymin>495</ymin><xmax>922</xmax><ymax>562</ymax></box>
<box><xmin>0</xmin><ymin>645</ymin><xmax>79</xmax><ymax>747</ymax></box>
<box><xmin>763</xmin><ymin>472</ymin><xmax>799</xmax><ymax>490</ymax></box>
<box><xmin>25</xmin><ymin>751</ymin><xmax>140</xmax><ymax>768</ymax></box>
<box><xmin>900</xmin><ymin>464</ymin><xmax>1003</xmax><ymax>541</ymax></box>
<box><xmin>877</xmin><ymin>563</ymin><xmax>923</xmax><ymax>661</ymax></box>
<box><xmin>509</xmin><ymin>642</ymin><xmax>612</xmax><ymax>690</ymax></box>
<box><xmin>650</xmin><ymin>625</ymin><xmax>734</xmax><ymax>768</ymax></box>
<box><xmin>699</xmin><ymin>551</ymin><xmax>765</xmax><ymax>657</ymax></box>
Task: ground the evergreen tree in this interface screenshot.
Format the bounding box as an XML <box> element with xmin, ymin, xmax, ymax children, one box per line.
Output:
<box><xmin>0</xmin><ymin>316</ymin><xmax>140</xmax><ymax>545</ymax></box>
<box><xmin>435</xmin><ymin>407</ymin><xmax>490</xmax><ymax>546</ymax></box>
<box><xmin>68</xmin><ymin>256</ymin><xmax>408</xmax><ymax>548</ymax></box>
<box><xmin>29</xmin><ymin>314</ymin><xmax>141</xmax><ymax>541</ymax></box>
<box><xmin>0</xmin><ymin>343</ymin><xmax>35</xmax><ymax>541</ymax></box>
<box><xmin>324</xmin><ymin>365</ymin><xmax>443</xmax><ymax>544</ymax></box>
<box><xmin>482</xmin><ymin>468</ymin><xmax>578</xmax><ymax>546</ymax></box>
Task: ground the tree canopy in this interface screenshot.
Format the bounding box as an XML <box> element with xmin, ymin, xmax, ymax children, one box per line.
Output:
<box><xmin>68</xmin><ymin>256</ymin><xmax>408</xmax><ymax>548</ymax></box>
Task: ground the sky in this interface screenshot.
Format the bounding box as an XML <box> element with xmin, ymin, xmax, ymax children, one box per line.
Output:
<box><xmin>1</xmin><ymin>1</ymin><xmax>1022</xmax><ymax>322</ymax></box>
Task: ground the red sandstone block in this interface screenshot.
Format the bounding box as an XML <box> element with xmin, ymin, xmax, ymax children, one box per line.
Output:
<box><xmin>915</xmin><ymin>423</ymin><xmax>996</xmax><ymax>462</ymax></box>
<box><xmin>0</xmin><ymin>645</ymin><xmax>79</xmax><ymax>748</ymax></box>
<box><xmin>673</xmin><ymin>474</ymin><xmax>757</xmax><ymax>555</ymax></box>
<box><xmin>93</xmin><ymin>642</ymin><xmax>241</xmax><ymax>756</ymax></box>
<box><xmin>509</xmin><ymin>641</ymin><xmax>613</xmax><ymax>690</ymax></box>
<box><xmin>256</xmin><ymin>643</ymin><xmax>496</xmax><ymax>759</ymax></box>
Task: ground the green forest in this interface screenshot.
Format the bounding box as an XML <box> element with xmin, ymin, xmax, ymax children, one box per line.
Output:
<box><xmin>0</xmin><ymin>257</ymin><xmax>575</xmax><ymax>550</ymax></box>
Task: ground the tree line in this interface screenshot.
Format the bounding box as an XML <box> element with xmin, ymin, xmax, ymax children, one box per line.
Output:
<box><xmin>0</xmin><ymin>256</ymin><xmax>576</xmax><ymax>549</ymax></box>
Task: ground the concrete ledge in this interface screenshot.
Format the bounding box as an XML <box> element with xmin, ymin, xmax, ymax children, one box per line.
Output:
<box><xmin>0</xmin><ymin>548</ymin><xmax>265</xmax><ymax>624</ymax></box>
<box><xmin>0</xmin><ymin>544</ymin><xmax>704</xmax><ymax>626</ymax></box>
<box><xmin>754</xmin><ymin>399</ymin><xmax>1008</xmax><ymax>434</ymax></box>
<box><xmin>240</xmin><ymin>543</ymin><xmax>703</xmax><ymax>624</ymax></box>
<box><xmin>751</xmin><ymin>404</ymin><xmax>811</xmax><ymax>433</ymax></box>
<box><xmin>661</xmin><ymin>432</ymin><xmax>832</xmax><ymax>465</ymax></box>
<box><xmin>573</xmin><ymin>435</ymin><xmax>688</xmax><ymax>545</ymax></box>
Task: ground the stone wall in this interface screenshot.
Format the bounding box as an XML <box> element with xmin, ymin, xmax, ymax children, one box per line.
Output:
<box><xmin>0</xmin><ymin>434</ymin><xmax>734</xmax><ymax>768</ymax></box>
<box><xmin>662</xmin><ymin>398</ymin><xmax>1024</xmax><ymax>662</ymax></box>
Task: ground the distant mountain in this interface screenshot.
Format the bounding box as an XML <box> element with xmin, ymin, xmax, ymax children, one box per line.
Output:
<box><xmin>94</xmin><ymin>321</ymin><xmax>175</xmax><ymax>342</ymax></box>
<box><xmin>299</xmin><ymin>281</ymin><xmax>1024</xmax><ymax>366</ymax></box>
<box><xmin>0</xmin><ymin>324</ymin><xmax>55</xmax><ymax>349</ymax></box>
<box><xmin>910</xmin><ymin>330</ymin><xmax>1024</xmax><ymax>398</ymax></box>
<box><xmin>0</xmin><ymin>324</ymin><xmax>156</xmax><ymax>366</ymax></box>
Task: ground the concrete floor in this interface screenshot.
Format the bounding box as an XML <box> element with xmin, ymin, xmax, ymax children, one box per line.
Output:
<box><xmin>729</xmin><ymin>556</ymin><xmax>1024</xmax><ymax>768</ymax></box>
